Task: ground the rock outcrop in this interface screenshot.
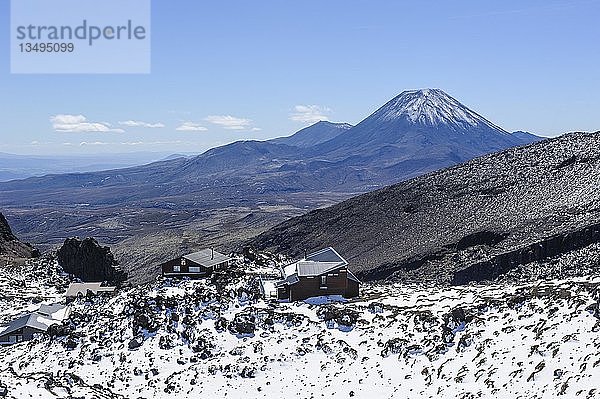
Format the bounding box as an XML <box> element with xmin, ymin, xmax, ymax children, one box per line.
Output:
<box><xmin>56</xmin><ymin>237</ymin><xmax>127</xmax><ymax>284</ymax></box>
<box><xmin>0</xmin><ymin>214</ymin><xmax>14</xmax><ymax>243</ymax></box>
<box><xmin>0</xmin><ymin>212</ymin><xmax>38</xmax><ymax>258</ymax></box>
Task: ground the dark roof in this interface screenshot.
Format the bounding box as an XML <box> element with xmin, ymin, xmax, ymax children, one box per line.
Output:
<box><xmin>279</xmin><ymin>247</ymin><xmax>354</xmax><ymax>285</ymax></box>
<box><xmin>305</xmin><ymin>247</ymin><xmax>347</xmax><ymax>264</ymax></box>
<box><xmin>65</xmin><ymin>283</ymin><xmax>116</xmax><ymax>297</ymax></box>
<box><xmin>0</xmin><ymin>304</ymin><xmax>69</xmax><ymax>337</ymax></box>
<box><xmin>37</xmin><ymin>304</ymin><xmax>67</xmax><ymax>316</ymax></box>
<box><xmin>297</xmin><ymin>261</ymin><xmax>345</xmax><ymax>277</ymax></box>
<box><xmin>275</xmin><ymin>274</ymin><xmax>300</xmax><ymax>286</ymax></box>
<box><xmin>183</xmin><ymin>249</ymin><xmax>231</xmax><ymax>268</ymax></box>
<box><xmin>347</xmin><ymin>270</ymin><xmax>361</xmax><ymax>283</ymax></box>
<box><xmin>0</xmin><ymin>314</ymin><xmax>52</xmax><ymax>336</ymax></box>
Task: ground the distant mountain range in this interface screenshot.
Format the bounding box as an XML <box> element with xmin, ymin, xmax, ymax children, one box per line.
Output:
<box><xmin>0</xmin><ymin>152</ymin><xmax>185</xmax><ymax>182</ymax></box>
<box><xmin>252</xmin><ymin>131</ymin><xmax>600</xmax><ymax>285</ymax></box>
<box><xmin>0</xmin><ymin>89</ymin><xmax>541</xmax><ymax>207</ymax></box>
<box><xmin>0</xmin><ymin>89</ymin><xmax>544</xmax><ymax>270</ymax></box>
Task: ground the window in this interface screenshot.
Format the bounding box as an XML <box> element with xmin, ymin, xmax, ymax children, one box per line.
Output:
<box><xmin>189</xmin><ymin>266</ymin><xmax>201</xmax><ymax>273</ymax></box>
<box><xmin>181</xmin><ymin>258</ymin><xmax>187</xmax><ymax>266</ymax></box>
<box><xmin>173</xmin><ymin>265</ymin><xmax>180</xmax><ymax>272</ymax></box>
<box><xmin>320</xmin><ymin>275</ymin><xmax>327</xmax><ymax>287</ymax></box>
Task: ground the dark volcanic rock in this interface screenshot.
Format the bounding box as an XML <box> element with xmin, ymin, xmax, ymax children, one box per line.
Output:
<box><xmin>128</xmin><ymin>336</ymin><xmax>143</xmax><ymax>350</ymax></box>
<box><xmin>228</xmin><ymin>312</ymin><xmax>256</xmax><ymax>336</ymax></box>
<box><xmin>380</xmin><ymin>338</ymin><xmax>408</xmax><ymax>358</ymax></box>
<box><xmin>57</xmin><ymin>237</ymin><xmax>127</xmax><ymax>284</ymax></box>
<box><xmin>0</xmin><ymin>212</ymin><xmax>38</xmax><ymax>258</ymax></box>
<box><xmin>0</xmin><ymin>213</ymin><xmax>14</xmax><ymax>242</ymax></box>
<box><xmin>317</xmin><ymin>305</ymin><xmax>360</xmax><ymax>329</ymax></box>
<box><xmin>251</xmin><ymin>132</ymin><xmax>600</xmax><ymax>285</ymax></box>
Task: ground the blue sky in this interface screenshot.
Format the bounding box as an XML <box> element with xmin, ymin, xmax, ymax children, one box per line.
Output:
<box><xmin>1</xmin><ymin>0</ymin><xmax>599</xmax><ymax>155</ymax></box>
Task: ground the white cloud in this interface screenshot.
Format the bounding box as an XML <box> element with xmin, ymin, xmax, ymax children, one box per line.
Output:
<box><xmin>121</xmin><ymin>141</ymin><xmax>145</xmax><ymax>146</ymax></box>
<box><xmin>79</xmin><ymin>141</ymin><xmax>110</xmax><ymax>146</ymax></box>
<box><xmin>175</xmin><ymin>122</ymin><xmax>208</xmax><ymax>132</ymax></box>
<box><xmin>51</xmin><ymin>114</ymin><xmax>124</xmax><ymax>133</ymax></box>
<box><xmin>290</xmin><ymin>105</ymin><xmax>331</xmax><ymax>123</ymax></box>
<box><xmin>205</xmin><ymin>115</ymin><xmax>253</xmax><ymax>130</ymax></box>
<box><xmin>118</xmin><ymin>120</ymin><xmax>165</xmax><ymax>128</ymax></box>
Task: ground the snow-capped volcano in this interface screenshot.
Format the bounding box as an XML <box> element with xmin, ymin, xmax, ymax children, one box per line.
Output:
<box><xmin>373</xmin><ymin>88</ymin><xmax>508</xmax><ymax>133</ymax></box>
<box><xmin>313</xmin><ymin>88</ymin><xmax>531</xmax><ymax>172</ymax></box>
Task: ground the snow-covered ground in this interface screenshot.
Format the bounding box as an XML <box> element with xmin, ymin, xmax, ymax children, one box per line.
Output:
<box><xmin>0</xmin><ymin>258</ymin><xmax>68</xmax><ymax>325</ymax></box>
<box><xmin>1</xmin><ymin>259</ymin><xmax>600</xmax><ymax>398</ymax></box>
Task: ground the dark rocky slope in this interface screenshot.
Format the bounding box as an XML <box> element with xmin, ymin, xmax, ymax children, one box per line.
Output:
<box><xmin>0</xmin><ymin>212</ymin><xmax>38</xmax><ymax>258</ymax></box>
<box><xmin>251</xmin><ymin>131</ymin><xmax>600</xmax><ymax>284</ymax></box>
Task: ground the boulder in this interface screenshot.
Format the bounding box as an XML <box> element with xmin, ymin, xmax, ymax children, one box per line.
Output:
<box><xmin>317</xmin><ymin>305</ymin><xmax>360</xmax><ymax>329</ymax></box>
<box><xmin>0</xmin><ymin>213</ymin><xmax>15</xmax><ymax>242</ymax></box>
<box><xmin>239</xmin><ymin>366</ymin><xmax>256</xmax><ymax>378</ymax></box>
<box><xmin>191</xmin><ymin>335</ymin><xmax>216</xmax><ymax>359</ymax></box>
<box><xmin>47</xmin><ymin>322</ymin><xmax>73</xmax><ymax>338</ymax></box>
<box><xmin>367</xmin><ymin>302</ymin><xmax>385</xmax><ymax>314</ymax></box>
<box><xmin>64</xmin><ymin>338</ymin><xmax>78</xmax><ymax>350</ymax></box>
<box><xmin>380</xmin><ymin>338</ymin><xmax>408</xmax><ymax>358</ymax></box>
<box><xmin>57</xmin><ymin>237</ymin><xmax>127</xmax><ymax>284</ymax></box>
<box><xmin>228</xmin><ymin>313</ymin><xmax>256</xmax><ymax>336</ymax></box>
<box><xmin>128</xmin><ymin>336</ymin><xmax>143</xmax><ymax>350</ymax></box>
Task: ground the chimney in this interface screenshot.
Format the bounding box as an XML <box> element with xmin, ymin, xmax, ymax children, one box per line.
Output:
<box><xmin>211</xmin><ymin>247</ymin><xmax>214</xmax><ymax>260</ymax></box>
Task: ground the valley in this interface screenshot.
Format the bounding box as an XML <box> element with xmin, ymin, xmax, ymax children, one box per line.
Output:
<box><xmin>0</xmin><ymin>90</ymin><xmax>539</xmax><ymax>283</ymax></box>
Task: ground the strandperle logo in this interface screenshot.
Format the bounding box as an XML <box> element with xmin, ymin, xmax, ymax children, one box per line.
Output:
<box><xmin>15</xmin><ymin>20</ymin><xmax>148</xmax><ymax>46</ymax></box>
<box><xmin>11</xmin><ymin>0</ymin><xmax>151</xmax><ymax>74</ymax></box>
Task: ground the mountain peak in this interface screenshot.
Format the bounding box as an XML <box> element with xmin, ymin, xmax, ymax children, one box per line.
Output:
<box><xmin>313</xmin><ymin>120</ymin><xmax>353</xmax><ymax>129</ymax></box>
<box><xmin>371</xmin><ymin>88</ymin><xmax>507</xmax><ymax>133</ymax></box>
<box><xmin>269</xmin><ymin>121</ymin><xmax>353</xmax><ymax>148</ymax></box>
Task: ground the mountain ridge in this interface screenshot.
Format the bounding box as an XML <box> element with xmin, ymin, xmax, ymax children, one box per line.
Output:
<box><xmin>0</xmin><ymin>89</ymin><xmax>543</xmax><ymax>265</ymax></box>
<box><xmin>250</xmin><ymin>131</ymin><xmax>599</xmax><ymax>285</ymax></box>
<box><xmin>269</xmin><ymin>121</ymin><xmax>353</xmax><ymax>148</ymax></box>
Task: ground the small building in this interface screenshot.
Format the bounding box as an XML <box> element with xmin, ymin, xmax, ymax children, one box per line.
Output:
<box><xmin>0</xmin><ymin>304</ymin><xmax>70</xmax><ymax>345</ymax></box>
<box><xmin>271</xmin><ymin>247</ymin><xmax>360</xmax><ymax>301</ymax></box>
<box><xmin>65</xmin><ymin>282</ymin><xmax>116</xmax><ymax>299</ymax></box>
<box><xmin>161</xmin><ymin>248</ymin><xmax>232</xmax><ymax>278</ymax></box>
